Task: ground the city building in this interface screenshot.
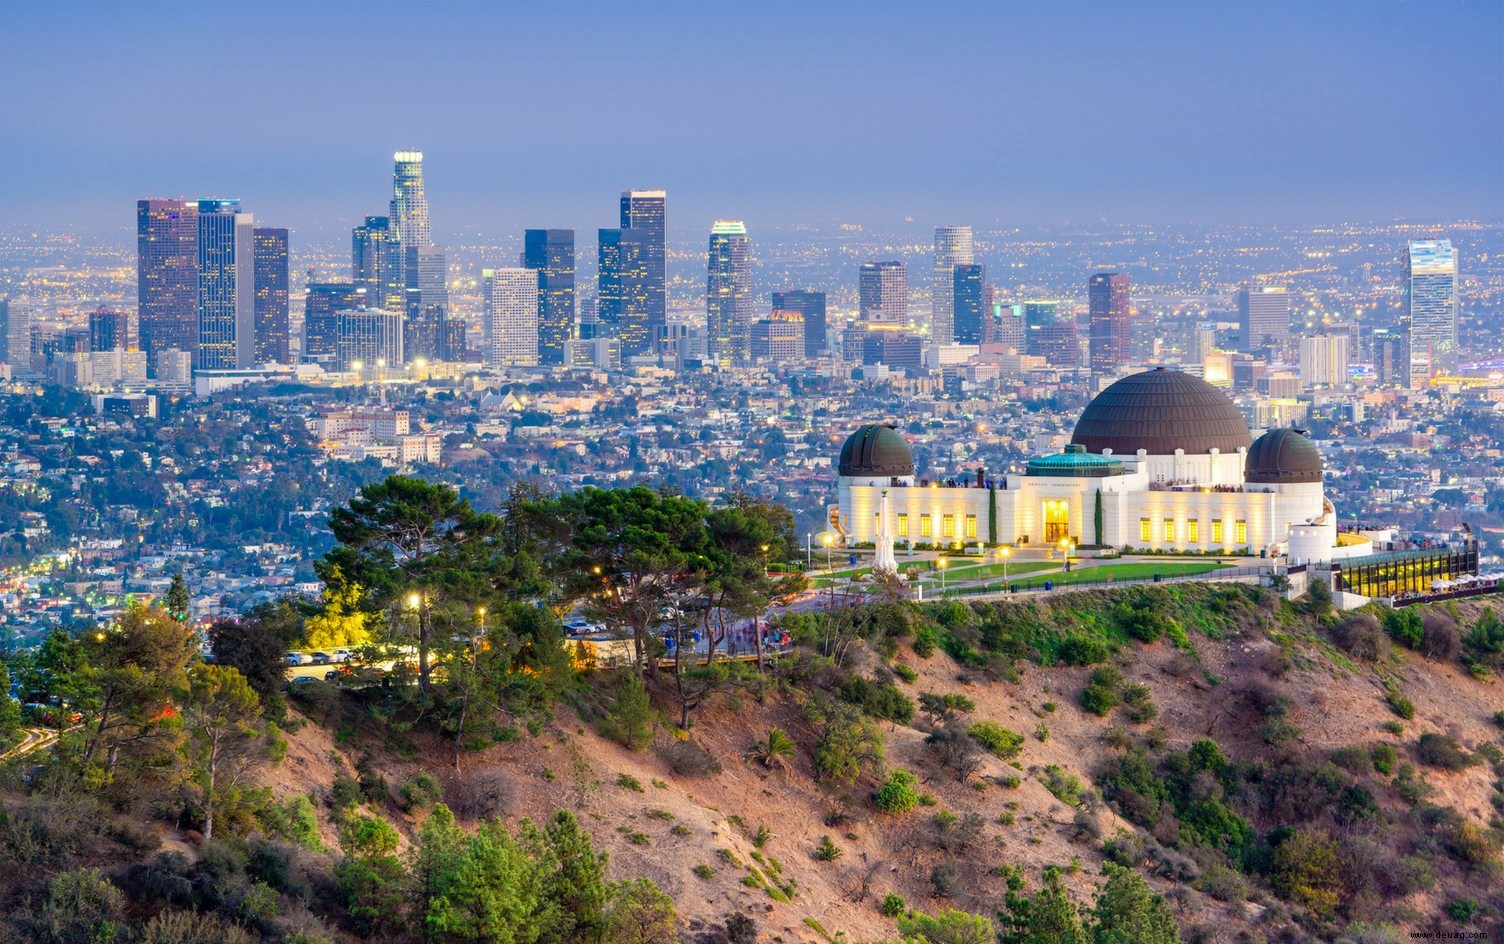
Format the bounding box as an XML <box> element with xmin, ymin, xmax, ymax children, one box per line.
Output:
<box><xmin>772</xmin><ymin>289</ymin><xmax>826</xmax><ymax>356</ymax></box>
<box><xmin>137</xmin><ymin>198</ymin><xmax>199</xmax><ymax>369</ymax></box>
<box><xmin>304</xmin><ymin>283</ymin><xmax>367</xmax><ymax>365</ymax></box>
<box><xmin>1237</xmin><ymin>286</ymin><xmax>1290</xmax><ymax>355</ymax></box>
<box><xmin>352</xmin><ymin>216</ymin><xmax>403</xmax><ymax>309</ymax></box>
<box><xmin>750</xmin><ymin>313</ymin><xmax>805</xmax><ymax>363</ymax></box>
<box><xmin>859</xmin><ymin>261</ymin><xmax>907</xmax><ymax>325</ymax></box>
<box><xmin>952</xmin><ymin>264</ymin><xmax>986</xmax><ymax>345</ymax></box>
<box><xmin>0</xmin><ymin>298</ymin><xmax>34</xmax><ymax>369</ymax></box>
<box><xmin>834</xmin><ymin>368</ymin><xmax>1365</xmax><ymax>565</ymax></box>
<box><xmin>196</xmin><ymin>198</ymin><xmax>256</xmax><ymax>370</ymax></box>
<box><xmin>1405</xmin><ymin>239</ymin><xmax>1457</xmax><ymax>386</ymax></box>
<box><xmin>88</xmin><ymin>308</ymin><xmax>130</xmax><ymax>352</ymax></box>
<box><xmin>597</xmin><ymin>227</ymin><xmax>652</xmax><ymax>356</ymax></box>
<box><xmin>390</xmin><ymin>150</ymin><xmax>431</xmax><ymax>255</ymax></box>
<box><xmin>706</xmin><ymin>220</ymin><xmax>752</xmax><ymax>366</ymax></box>
<box><xmin>1088</xmin><ymin>272</ymin><xmax>1130</xmax><ymax>375</ymax></box>
<box><xmin>335</xmin><ymin>308</ymin><xmax>403</xmax><ymax>372</ymax></box>
<box><xmin>995</xmin><ymin>302</ymin><xmax>1025</xmax><ymax>351</ymax></box>
<box><xmin>620</xmin><ymin>189</ymin><xmax>666</xmax><ymax>339</ymax></box>
<box><xmin>404</xmin><ymin>245</ymin><xmax>450</xmax><ymax>359</ymax></box>
<box><xmin>522</xmin><ymin>229</ymin><xmax>575</xmax><ymax>366</ymax></box>
<box><xmin>862</xmin><ymin>331</ymin><xmax>922</xmax><ymax>371</ymax></box>
<box><xmin>253</xmin><ymin>227</ymin><xmax>289</xmax><ymax>364</ymax></box>
<box><xmin>1024</xmin><ymin>301</ymin><xmax>1077</xmax><ymax>367</ymax></box>
<box><xmin>931</xmin><ymin>225</ymin><xmax>973</xmax><ymax>344</ymax></box>
<box><xmin>482</xmin><ymin>267</ymin><xmax>540</xmax><ymax>368</ymax></box>
<box><xmin>1299</xmin><ymin>334</ymin><xmax>1351</xmax><ymax>389</ymax></box>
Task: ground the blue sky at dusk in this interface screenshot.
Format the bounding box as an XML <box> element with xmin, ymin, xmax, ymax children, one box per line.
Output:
<box><xmin>1</xmin><ymin>0</ymin><xmax>1500</xmax><ymax>237</ymax></box>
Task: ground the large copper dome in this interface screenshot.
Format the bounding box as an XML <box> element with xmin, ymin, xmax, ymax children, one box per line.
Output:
<box><xmin>1071</xmin><ymin>368</ymin><xmax>1252</xmax><ymax>456</ymax></box>
<box><xmin>1245</xmin><ymin>427</ymin><xmax>1323</xmax><ymax>484</ymax></box>
<box><xmin>838</xmin><ymin>424</ymin><xmax>914</xmax><ymax>477</ymax></box>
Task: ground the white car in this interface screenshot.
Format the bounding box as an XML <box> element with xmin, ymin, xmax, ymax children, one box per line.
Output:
<box><xmin>331</xmin><ymin>648</ymin><xmax>354</xmax><ymax>663</ymax></box>
<box><xmin>285</xmin><ymin>651</ymin><xmax>309</xmax><ymax>666</ymax></box>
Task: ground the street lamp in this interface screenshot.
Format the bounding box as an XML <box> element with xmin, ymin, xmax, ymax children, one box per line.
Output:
<box><xmin>760</xmin><ymin>543</ymin><xmax>770</xmax><ymax>577</ymax></box>
<box><xmin>937</xmin><ymin>556</ymin><xmax>948</xmax><ymax>595</ymax></box>
<box><xmin>1000</xmin><ymin>545</ymin><xmax>1010</xmax><ymax>589</ymax></box>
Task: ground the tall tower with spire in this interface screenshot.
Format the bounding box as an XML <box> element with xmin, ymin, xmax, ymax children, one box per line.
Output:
<box><xmin>390</xmin><ymin>150</ymin><xmax>431</xmax><ymax>250</ymax></box>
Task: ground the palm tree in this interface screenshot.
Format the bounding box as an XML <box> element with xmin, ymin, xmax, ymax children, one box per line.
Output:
<box><xmin>748</xmin><ymin>727</ymin><xmax>796</xmax><ymax>770</ymax></box>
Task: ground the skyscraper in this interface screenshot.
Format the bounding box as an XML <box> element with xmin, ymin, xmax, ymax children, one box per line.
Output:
<box><xmin>522</xmin><ymin>229</ymin><xmax>575</xmax><ymax>366</ymax></box>
<box><xmin>336</xmin><ymin>308</ymin><xmax>403</xmax><ymax>372</ymax></box>
<box><xmin>1405</xmin><ymin>239</ymin><xmax>1458</xmax><ymax>386</ymax></box>
<box><xmin>1025</xmin><ymin>301</ymin><xmax>1078</xmax><ymax>366</ymax></box>
<box><xmin>620</xmin><ymin>189</ymin><xmax>666</xmax><ymax>342</ymax></box>
<box><xmin>1237</xmin><ymin>286</ymin><xmax>1290</xmax><ymax>354</ymax></box>
<box><xmin>353</xmin><ymin>216</ymin><xmax>403</xmax><ymax>310</ymax></box>
<box><xmin>1088</xmin><ymin>272</ymin><xmax>1131</xmax><ymax>375</ymax></box>
<box><xmin>932</xmin><ymin>226</ymin><xmax>974</xmax><ymax>344</ymax></box>
<box><xmin>772</xmin><ymin>289</ymin><xmax>827</xmax><ymax>355</ymax></box>
<box><xmin>88</xmin><ymin>308</ymin><xmax>130</xmax><ymax>352</ymax></box>
<box><xmin>952</xmin><ymin>264</ymin><xmax>986</xmax><ymax>345</ymax></box>
<box><xmin>482</xmin><ymin>268</ymin><xmax>540</xmax><ymax>368</ymax></box>
<box><xmin>597</xmin><ymin>227</ymin><xmax>652</xmax><ymax>356</ymax></box>
<box><xmin>196</xmin><ymin>198</ymin><xmax>256</xmax><ymax>370</ymax></box>
<box><xmin>304</xmin><ymin>283</ymin><xmax>367</xmax><ymax>364</ymax></box>
<box><xmin>0</xmin><ymin>298</ymin><xmax>34</xmax><ymax>368</ymax></box>
<box><xmin>706</xmin><ymin>220</ymin><xmax>752</xmax><ymax>365</ymax></box>
<box><xmin>253</xmin><ymin>227</ymin><xmax>290</xmax><ymax>364</ymax></box>
<box><xmin>137</xmin><ymin>198</ymin><xmax>199</xmax><ymax>369</ymax></box>
<box><xmin>390</xmin><ymin>151</ymin><xmax>431</xmax><ymax>251</ymax></box>
<box><xmin>859</xmin><ymin>261</ymin><xmax>907</xmax><ymax>325</ymax></box>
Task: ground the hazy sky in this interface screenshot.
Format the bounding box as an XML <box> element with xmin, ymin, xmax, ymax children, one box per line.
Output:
<box><xmin>1</xmin><ymin>0</ymin><xmax>1500</xmax><ymax>238</ymax></box>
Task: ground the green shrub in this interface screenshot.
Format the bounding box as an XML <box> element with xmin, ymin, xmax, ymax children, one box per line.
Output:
<box><xmin>913</xmin><ymin>625</ymin><xmax>938</xmax><ymax>658</ymax></box>
<box><xmin>1080</xmin><ymin>667</ymin><xmax>1123</xmax><ymax>717</ymax></box>
<box><xmin>1383</xmin><ymin>682</ymin><xmax>1415</xmax><ymax>720</ymax></box>
<box><xmin>892</xmin><ymin>663</ymin><xmax>918</xmax><ymax>683</ymax></box>
<box><xmin>1371</xmin><ymin>743</ymin><xmax>1397</xmax><ymax>776</ymax></box>
<box><xmin>880</xmin><ymin>892</ymin><xmax>907</xmax><ymax>917</ymax></box>
<box><xmin>330</xmin><ymin>774</ymin><xmax>363</xmax><ymax>812</ymax></box>
<box><xmin>601</xmin><ymin>670</ymin><xmax>656</xmax><ymax>750</ymax></box>
<box><xmin>1041</xmin><ymin>765</ymin><xmax>1084</xmax><ymax>806</ymax></box>
<box><xmin>1057</xmin><ymin>634</ymin><xmax>1110</xmax><ymax>666</ymax></box>
<box><xmin>1121</xmin><ymin>683</ymin><xmax>1157</xmax><ymax>724</ymax></box>
<box><xmin>874</xmin><ymin>769</ymin><xmax>922</xmax><ymax>814</ymax></box>
<box><xmin>1393</xmin><ymin>764</ymin><xmax>1432</xmax><ymax>805</ymax></box>
<box><xmin>1271</xmin><ymin>828</ymin><xmax>1343</xmax><ymax>917</ymax></box>
<box><xmin>1382</xmin><ymin>608</ymin><xmax>1423</xmax><ymax>649</ymax></box>
<box><xmin>397</xmin><ymin>773</ymin><xmax>443</xmax><ymax>813</ymax></box>
<box><xmin>617</xmin><ymin>773</ymin><xmax>645</xmax><ymax>792</ymax></box>
<box><xmin>1492</xmin><ymin>710</ymin><xmax>1504</xmax><ymax>730</ymax></box>
<box><xmin>815</xmin><ymin>835</ymin><xmax>842</xmax><ymax>861</ymax></box>
<box><xmin>967</xmin><ymin>720</ymin><xmax>1024</xmax><ymax>759</ymax></box>
<box><xmin>1416</xmin><ymin>732</ymin><xmax>1478</xmax><ymax>771</ymax></box>
<box><xmin>839</xmin><ymin>675</ymin><xmax>916</xmax><ymax>724</ymax></box>
<box><xmin>1446</xmin><ymin>898</ymin><xmax>1481</xmax><ymax>922</ymax></box>
<box><xmin>693</xmin><ymin>864</ymin><xmax>714</xmax><ymax>879</ymax></box>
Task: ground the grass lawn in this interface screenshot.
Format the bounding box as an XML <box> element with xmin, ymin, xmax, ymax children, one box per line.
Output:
<box><xmin>960</xmin><ymin>559</ymin><xmax>1232</xmax><ymax>592</ymax></box>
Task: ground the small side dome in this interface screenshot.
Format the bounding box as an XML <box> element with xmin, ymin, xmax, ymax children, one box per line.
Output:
<box><xmin>839</xmin><ymin>424</ymin><xmax>914</xmax><ymax>477</ymax></box>
<box><xmin>1027</xmin><ymin>443</ymin><xmax>1125</xmax><ymax>478</ymax></box>
<box><xmin>1245</xmin><ymin>427</ymin><xmax>1323</xmax><ymax>484</ymax></box>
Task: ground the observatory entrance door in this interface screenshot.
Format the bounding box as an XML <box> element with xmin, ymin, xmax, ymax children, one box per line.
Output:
<box><xmin>1043</xmin><ymin>500</ymin><xmax>1070</xmax><ymax>544</ymax></box>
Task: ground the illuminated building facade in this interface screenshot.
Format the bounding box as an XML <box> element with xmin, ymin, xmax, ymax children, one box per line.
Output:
<box><xmin>196</xmin><ymin>198</ymin><xmax>256</xmax><ymax>370</ymax></box>
<box><xmin>773</xmin><ymin>289</ymin><xmax>826</xmax><ymax>355</ymax></box>
<box><xmin>859</xmin><ymin>261</ymin><xmax>907</xmax><ymax>325</ymax></box>
<box><xmin>523</xmin><ymin>229</ymin><xmax>575</xmax><ymax>366</ymax></box>
<box><xmin>253</xmin><ymin>227</ymin><xmax>289</xmax><ymax>363</ymax></box>
<box><xmin>482</xmin><ymin>267</ymin><xmax>540</xmax><ymax>368</ymax></box>
<box><xmin>706</xmin><ymin>219</ymin><xmax>752</xmax><ymax>365</ymax></box>
<box><xmin>931</xmin><ymin>225</ymin><xmax>973</xmax><ymax>343</ymax></box>
<box><xmin>137</xmin><ymin>198</ymin><xmax>199</xmax><ymax>369</ymax></box>
<box><xmin>1404</xmin><ymin>239</ymin><xmax>1457</xmax><ymax>386</ymax></box>
<box><xmin>1088</xmin><ymin>272</ymin><xmax>1130</xmax><ymax>376</ymax></box>
<box><xmin>834</xmin><ymin>369</ymin><xmax>1359</xmax><ymax>565</ymax></box>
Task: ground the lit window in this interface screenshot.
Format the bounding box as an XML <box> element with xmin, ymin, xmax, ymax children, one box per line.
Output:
<box><xmin>897</xmin><ymin>514</ymin><xmax>908</xmax><ymax>538</ymax></box>
<box><xmin>965</xmin><ymin>515</ymin><xmax>978</xmax><ymax>538</ymax></box>
<box><xmin>1188</xmin><ymin>520</ymin><xmax>1199</xmax><ymax>543</ymax></box>
<box><xmin>1163</xmin><ymin>518</ymin><xmax>1175</xmax><ymax>542</ymax></box>
<box><xmin>1236</xmin><ymin>519</ymin><xmax>1247</xmax><ymax>544</ymax></box>
<box><xmin>920</xmin><ymin>516</ymin><xmax>932</xmax><ymax>537</ymax></box>
<box><xmin>1212</xmin><ymin>519</ymin><xmax>1224</xmax><ymax>544</ymax></box>
<box><xmin>942</xmin><ymin>515</ymin><xmax>955</xmax><ymax>538</ymax></box>
<box><xmin>1140</xmin><ymin>518</ymin><xmax>1151</xmax><ymax>542</ymax></box>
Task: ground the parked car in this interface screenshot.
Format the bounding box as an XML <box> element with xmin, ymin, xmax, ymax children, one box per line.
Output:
<box><xmin>331</xmin><ymin>648</ymin><xmax>354</xmax><ymax>663</ymax></box>
<box><xmin>310</xmin><ymin>652</ymin><xmax>332</xmax><ymax>665</ymax></box>
<box><xmin>285</xmin><ymin>652</ymin><xmax>308</xmax><ymax>666</ymax></box>
<box><xmin>289</xmin><ymin>675</ymin><xmax>318</xmax><ymax>686</ymax></box>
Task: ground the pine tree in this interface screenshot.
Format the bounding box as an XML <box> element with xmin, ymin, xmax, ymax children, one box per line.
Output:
<box><xmin>165</xmin><ymin>571</ymin><xmax>190</xmax><ymax>624</ymax></box>
<box><xmin>1090</xmin><ymin>864</ymin><xmax>1181</xmax><ymax>944</ymax></box>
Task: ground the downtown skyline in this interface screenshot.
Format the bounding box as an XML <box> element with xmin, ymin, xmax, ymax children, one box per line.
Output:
<box><xmin>2</xmin><ymin>1</ymin><xmax>1501</xmax><ymax>234</ymax></box>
